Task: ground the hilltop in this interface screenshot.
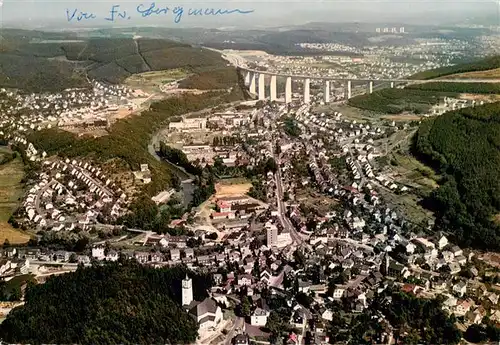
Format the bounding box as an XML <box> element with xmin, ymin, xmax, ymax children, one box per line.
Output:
<box><xmin>0</xmin><ymin>261</ymin><xmax>211</xmax><ymax>344</ymax></box>
<box><xmin>0</xmin><ymin>29</ymin><xmax>228</xmax><ymax>92</ymax></box>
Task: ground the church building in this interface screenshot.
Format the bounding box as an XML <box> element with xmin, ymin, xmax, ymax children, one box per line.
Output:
<box><xmin>182</xmin><ymin>275</ymin><xmax>224</xmax><ymax>330</ymax></box>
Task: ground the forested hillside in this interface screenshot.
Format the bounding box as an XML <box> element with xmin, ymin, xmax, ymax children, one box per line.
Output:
<box><xmin>0</xmin><ymin>261</ymin><xmax>211</xmax><ymax>344</ymax></box>
<box><xmin>412</xmin><ymin>102</ymin><xmax>500</xmax><ymax>249</ymax></box>
<box><xmin>409</xmin><ymin>55</ymin><xmax>500</xmax><ymax>80</ymax></box>
<box><xmin>407</xmin><ymin>82</ymin><xmax>500</xmax><ymax>94</ymax></box>
<box><xmin>0</xmin><ymin>30</ymin><xmax>227</xmax><ymax>92</ymax></box>
<box><xmin>348</xmin><ymin>88</ymin><xmax>456</xmax><ymax>114</ymax></box>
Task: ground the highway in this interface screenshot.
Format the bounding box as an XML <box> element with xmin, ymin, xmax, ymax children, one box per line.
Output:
<box><xmin>219</xmin><ymin>50</ymin><xmax>500</xmax><ymax>84</ymax></box>
<box><xmin>237</xmin><ymin>66</ymin><xmax>500</xmax><ymax>83</ymax></box>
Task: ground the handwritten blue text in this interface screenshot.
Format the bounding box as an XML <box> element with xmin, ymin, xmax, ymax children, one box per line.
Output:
<box><xmin>66</xmin><ymin>3</ymin><xmax>254</xmax><ymax>23</ymax></box>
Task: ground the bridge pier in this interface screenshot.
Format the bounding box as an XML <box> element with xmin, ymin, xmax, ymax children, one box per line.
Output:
<box><xmin>323</xmin><ymin>80</ymin><xmax>330</xmax><ymax>103</ymax></box>
<box><xmin>368</xmin><ymin>81</ymin><xmax>373</xmax><ymax>94</ymax></box>
<box><xmin>249</xmin><ymin>73</ymin><xmax>256</xmax><ymax>94</ymax></box>
<box><xmin>244</xmin><ymin>71</ymin><xmax>251</xmax><ymax>85</ymax></box>
<box><xmin>258</xmin><ymin>74</ymin><xmax>265</xmax><ymax>100</ymax></box>
<box><xmin>270</xmin><ymin>75</ymin><xmax>277</xmax><ymax>101</ymax></box>
<box><xmin>346</xmin><ymin>80</ymin><xmax>352</xmax><ymax>99</ymax></box>
<box><xmin>285</xmin><ymin>77</ymin><xmax>292</xmax><ymax>104</ymax></box>
<box><xmin>303</xmin><ymin>78</ymin><xmax>310</xmax><ymax>104</ymax></box>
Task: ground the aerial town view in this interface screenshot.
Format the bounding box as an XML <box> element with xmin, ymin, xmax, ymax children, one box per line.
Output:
<box><xmin>0</xmin><ymin>0</ymin><xmax>499</xmax><ymax>344</ymax></box>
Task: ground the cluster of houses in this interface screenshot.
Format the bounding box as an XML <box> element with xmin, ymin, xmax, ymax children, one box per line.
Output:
<box><xmin>257</xmin><ymin>38</ymin><xmax>471</xmax><ymax>83</ymax></box>
<box><xmin>430</xmin><ymin>96</ymin><xmax>490</xmax><ymax>116</ymax></box>
<box><xmin>296</xmin><ymin>110</ymin><xmax>411</xmax><ymax>194</ymax></box>
<box><xmin>0</xmin><ymin>80</ymin><xmax>143</xmax><ymax>136</ymax></box>
<box><xmin>16</xmin><ymin>140</ymin><xmax>129</xmax><ymax>231</ymax></box>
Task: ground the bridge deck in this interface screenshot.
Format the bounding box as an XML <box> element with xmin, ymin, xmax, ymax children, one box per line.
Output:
<box><xmin>239</xmin><ymin>68</ymin><xmax>500</xmax><ymax>83</ymax></box>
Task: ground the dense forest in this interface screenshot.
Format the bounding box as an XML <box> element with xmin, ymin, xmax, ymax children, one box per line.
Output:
<box><xmin>409</xmin><ymin>55</ymin><xmax>500</xmax><ymax>80</ymax></box>
<box><xmin>412</xmin><ymin>102</ymin><xmax>500</xmax><ymax>249</ymax></box>
<box><xmin>407</xmin><ymin>82</ymin><xmax>500</xmax><ymax>94</ymax></box>
<box><xmin>348</xmin><ymin>88</ymin><xmax>456</xmax><ymax>114</ymax></box>
<box><xmin>0</xmin><ymin>261</ymin><xmax>212</xmax><ymax>344</ymax></box>
<box><xmin>0</xmin><ymin>31</ymin><xmax>228</xmax><ymax>91</ymax></box>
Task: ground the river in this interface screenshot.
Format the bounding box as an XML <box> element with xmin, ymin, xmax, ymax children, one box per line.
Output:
<box><xmin>147</xmin><ymin>141</ymin><xmax>195</xmax><ymax>208</ymax></box>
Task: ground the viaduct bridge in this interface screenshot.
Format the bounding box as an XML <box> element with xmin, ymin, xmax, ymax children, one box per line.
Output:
<box><xmin>237</xmin><ymin>66</ymin><xmax>500</xmax><ymax>104</ymax></box>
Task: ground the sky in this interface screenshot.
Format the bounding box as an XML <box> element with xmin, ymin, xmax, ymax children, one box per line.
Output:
<box><xmin>0</xmin><ymin>0</ymin><xmax>498</xmax><ymax>29</ymax></box>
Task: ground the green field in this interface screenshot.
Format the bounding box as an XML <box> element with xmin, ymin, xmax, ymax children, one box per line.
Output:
<box><xmin>0</xmin><ymin>148</ymin><xmax>29</xmax><ymax>245</ymax></box>
<box><xmin>125</xmin><ymin>68</ymin><xmax>189</xmax><ymax>91</ymax></box>
<box><xmin>217</xmin><ymin>177</ymin><xmax>250</xmax><ymax>185</ymax></box>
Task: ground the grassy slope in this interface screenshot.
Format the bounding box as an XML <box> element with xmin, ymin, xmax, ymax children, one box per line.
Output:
<box><xmin>0</xmin><ymin>149</ymin><xmax>30</xmax><ymax>244</ymax></box>
<box><xmin>406</xmin><ymin>82</ymin><xmax>500</xmax><ymax>94</ymax></box>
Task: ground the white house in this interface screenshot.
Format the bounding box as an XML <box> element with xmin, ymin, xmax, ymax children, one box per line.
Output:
<box><xmin>438</xmin><ymin>235</ymin><xmax>448</xmax><ymax>250</ymax></box>
<box><xmin>251</xmin><ymin>307</ymin><xmax>270</xmax><ymax>327</ymax></box>
<box><xmin>453</xmin><ymin>281</ymin><xmax>467</xmax><ymax>297</ymax></box>
<box><xmin>91</xmin><ymin>246</ymin><xmax>105</xmax><ymax>260</ymax></box>
<box><xmin>238</xmin><ymin>274</ymin><xmax>253</xmax><ymax>286</ymax></box>
<box><xmin>333</xmin><ymin>287</ymin><xmax>345</xmax><ymax>299</ymax></box>
<box><xmin>321</xmin><ymin>309</ymin><xmax>334</xmax><ymax>321</ymax></box>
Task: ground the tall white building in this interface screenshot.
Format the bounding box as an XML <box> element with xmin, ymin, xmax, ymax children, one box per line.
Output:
<box><xmin>400</xmin><ymin>27</ymin><xmax>405</xmax><ymax>33</ymax></box>
<box><xmin>182</xmin><ymin>275</ymin><xmax>193</xmax><ymax>306</ymax></box>
<box><xmin>267</xmin><ymin>224</ymin><xmax>278</xmax><ymax>247</ymax></box>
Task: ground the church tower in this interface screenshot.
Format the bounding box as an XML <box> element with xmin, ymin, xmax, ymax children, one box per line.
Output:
<box><xmin>182</xmin><ymin>274</ymin><xmax>193</xmax><ymax>307</ymax></box>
